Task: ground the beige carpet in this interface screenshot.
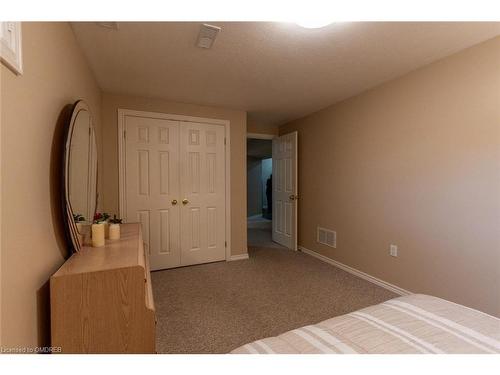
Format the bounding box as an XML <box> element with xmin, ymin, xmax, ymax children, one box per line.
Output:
<box><xmin>247</xmin><ymin>217</ymin><xmax>283</xmax><ymax>249</ymax></box>
<box><xmin>151</xmin><ymin>245</ymin><xmax>396</xmax><ymax>354</ymax></box>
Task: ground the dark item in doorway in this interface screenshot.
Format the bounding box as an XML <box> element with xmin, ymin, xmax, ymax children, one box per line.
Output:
<box><xmin>264</xmin><ymin>174</ymin><xmax>272</xmax><ymax>220</ymax></box>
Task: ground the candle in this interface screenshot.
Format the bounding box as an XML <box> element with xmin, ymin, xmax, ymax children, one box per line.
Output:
<box><xmin>109</xmin><ymin>223</ymin><xmax>121</xmax><ymax>240</ymax></box>
<box><xmin>91</xmin><ymin>223</ymin><xmax>105</xmax><ymax>247</ymax></box>
<box><xmin>103</xmin><ymin>222</ymin><xmax>109</xmax><ymax>238</ymax></box>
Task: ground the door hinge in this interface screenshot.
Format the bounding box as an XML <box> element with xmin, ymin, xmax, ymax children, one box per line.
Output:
<box><xmin>225</xmin><ymin>241</ymin><xmax>227</xmax><ymax>247</ymax></box>
<box><xmin>224</xmin><ymin>137</ymin><xmax>226</xmax><ymax>145</ymax></box>
<box><xmin>123</xmin><ymin>130</ymin><xmax>126</xmax><ymax>139</ymax></box>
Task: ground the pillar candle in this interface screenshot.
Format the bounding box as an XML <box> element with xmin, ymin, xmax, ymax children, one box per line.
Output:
<box><xmin>91</xmin><ymin>223</ymin><xmax>105</xmax><ymax>247</ymax></box>
<box><xmin>104</xmin><ymin>222</ymin><xmax>109</xmax><ymax>238</ymax></box>
<box><xmin>109</xmin><ymin>223</ymin><xmax>121</xmax><ymax>240</ymax></box>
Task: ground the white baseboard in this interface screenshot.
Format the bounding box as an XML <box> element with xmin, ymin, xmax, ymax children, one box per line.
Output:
<box><xmin>228</xmin><ymin>253</ymin><xmax>250</xmax><ymax>261</ymax></box>
<box><xmin>299</xmin><ymin>246</ymin><xmax>412</xmax><ymax>296</ymax></box>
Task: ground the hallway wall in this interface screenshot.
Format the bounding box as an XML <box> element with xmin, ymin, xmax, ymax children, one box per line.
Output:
<box><xmin>261</xmin><ymin>158</ymin><xmax>272</xmax><ymax>211</ymax></box>
<box><xmin>247</xmin><ymin>157</ymin><xmax>263</xmax><ymax>217</ymax></box>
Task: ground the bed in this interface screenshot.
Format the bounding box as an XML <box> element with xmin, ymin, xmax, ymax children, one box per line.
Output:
<box><xmin>231</xmin><ymin>294</ymin><xmax>500</xmax><ymax>354</ymax></box>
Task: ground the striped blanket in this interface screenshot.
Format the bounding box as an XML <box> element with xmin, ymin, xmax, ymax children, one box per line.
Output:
<box><xmin>231</xmin><ymin>294</ymin><xmax>500</xmax><ymax>354</ymax></box>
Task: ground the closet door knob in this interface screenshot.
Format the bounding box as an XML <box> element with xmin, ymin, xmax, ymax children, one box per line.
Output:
<box><xmin>171</xmin><ymin>199</ymin><xmax>178</xmax><ymax>205</ymax></box>
<box><xmin>182</xmin><ymin>199</ymin><xmax>189</xmax><ymax>205</ymax></box>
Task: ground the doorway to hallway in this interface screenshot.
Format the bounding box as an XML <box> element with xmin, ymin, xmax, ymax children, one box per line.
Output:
<box><xmin>246</xmin><ymin>135</ymin><xmax>276</xmax><ymax>248</ymax></box>
<box><xmin>246</xmin><ymin>132</ymin><xmax>298</xmax><ymax>250</ymax></box>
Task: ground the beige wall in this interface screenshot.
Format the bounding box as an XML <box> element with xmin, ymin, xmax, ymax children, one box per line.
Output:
<box><xmin>100</xmin><ymin>92</ymin><xmax>248</xmax><ymax>255</ymax></box>
<box><xmin>280</xmin><ymin>37</ymin><xmax>500</xmax><ymax>316</ymax></box>
<box><xmin>247</xmin><ymin>121</ymin><xmax>278</xmax><ymax>136</ymax></box>
<box><xmin>0</xmin><ymin>22</ymin><xmax>102</xmax><ymax>347</ymax></box>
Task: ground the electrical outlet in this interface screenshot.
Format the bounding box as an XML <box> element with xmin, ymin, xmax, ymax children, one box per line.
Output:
<box><xmin>390</xmin><ymin>244</ymin><xmax>398</xmax><ymax>257</ymax></box>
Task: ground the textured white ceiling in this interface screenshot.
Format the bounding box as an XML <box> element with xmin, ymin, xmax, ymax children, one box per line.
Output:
<box><xmin>71</xmin><ymin>22</ymin><xmax>499</xmax><ymax>127</ymax></box>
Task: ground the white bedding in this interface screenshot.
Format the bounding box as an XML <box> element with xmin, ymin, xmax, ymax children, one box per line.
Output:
<box><xmin>231</xmin><ymin>294</ymin><xmax>500</xmax><ymax>354</ymax></box>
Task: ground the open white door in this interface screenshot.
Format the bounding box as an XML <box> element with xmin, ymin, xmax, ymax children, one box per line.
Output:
<box><xmin>272</xmin><ymin>131</ymin><xmax>298</xmax><ymax>250</ymax></box>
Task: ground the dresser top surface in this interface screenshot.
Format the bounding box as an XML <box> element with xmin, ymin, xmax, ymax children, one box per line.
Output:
<box><xmin>52</xmin><ymin>223</ymin><xmax>144</xmax><ymax>277</ymax></box>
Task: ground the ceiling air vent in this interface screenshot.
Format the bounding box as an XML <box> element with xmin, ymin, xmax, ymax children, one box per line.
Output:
<box><xmin>196</xmin><ymin>24</ymin><xmax>221</xmax><ymax>49</ymax></box>
<box><xmin>317</xmin><ymin>227</ymin><xmax>336</xmax><ymax>248</ymax></box>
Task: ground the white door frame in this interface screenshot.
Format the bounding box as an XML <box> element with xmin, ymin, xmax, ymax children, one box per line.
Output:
<box><xmin>118</xmin><ymin>108</ymin><xmax>232</xmax><ymax>261</ymax></box>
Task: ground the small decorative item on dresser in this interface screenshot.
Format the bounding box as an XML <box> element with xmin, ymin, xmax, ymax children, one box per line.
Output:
<box><xmin>109</xmin><ymin>215</ymin><xmax>123</xmax><ymax>240</ymax></box>
<box><xmin>73</xmin><ymin>213</ymin><xmax>86</xmax><ymax>223</ymax></box>
<box><xmin>91</xmin><ymin>213</ymin><xmax>106</xmax><ymax>247</ymax></box>
<box><xmin>100</xmin><ymin>212</ymin><xmax>111</xmax><ymax>238</ymax></box>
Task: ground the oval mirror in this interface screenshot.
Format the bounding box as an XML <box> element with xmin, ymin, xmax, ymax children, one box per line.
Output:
<box><xmin>63</xmin><ymin>100</ymin><xmax>98</xmax><ymax>252</ymax></box>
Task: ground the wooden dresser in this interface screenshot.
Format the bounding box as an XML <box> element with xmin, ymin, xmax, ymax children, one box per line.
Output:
<box><xmin>50</xmin><ymin>223</ymin><xmax>156</xmax><ymax>353</ymax></box>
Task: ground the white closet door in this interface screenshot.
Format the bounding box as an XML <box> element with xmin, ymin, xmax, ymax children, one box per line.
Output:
<box><xmin>179</xmin><ymin>122</ymin><xmax>226</xmax><ymax>266</ymax></box>
<box><xmin>124</xmin><ymin>116</ymin><xmax>181</xmax><ymax>270</ymax></box>
<box><xmin>272</xmin><ymin>131</ymin><xmax>298</xmax><ymax>250</ymax></box>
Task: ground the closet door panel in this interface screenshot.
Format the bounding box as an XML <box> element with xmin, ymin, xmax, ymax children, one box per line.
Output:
<box><xmin>124</xmin><ymin>116</ymin><xmax>181</xmax><ymax>270</ymax></box>
<box><xmin>180</xmin><ymin>122</ymin><xmax>226</xmax><ymax>266</ymax></box>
